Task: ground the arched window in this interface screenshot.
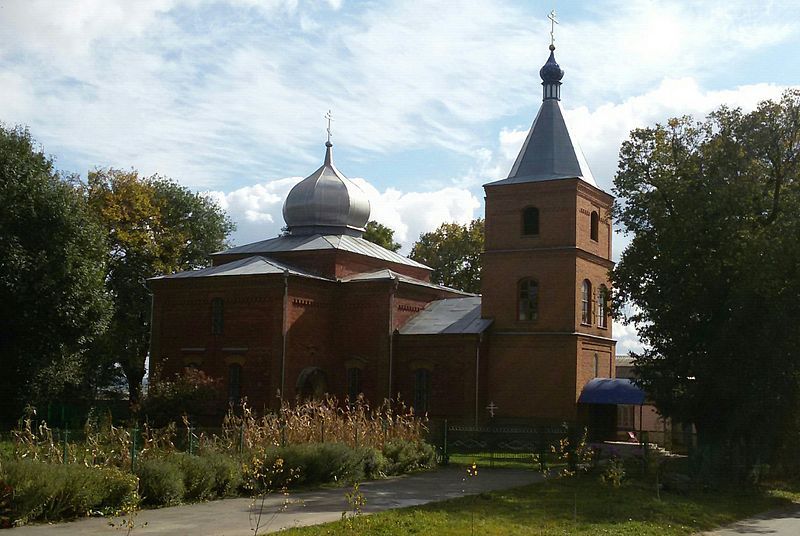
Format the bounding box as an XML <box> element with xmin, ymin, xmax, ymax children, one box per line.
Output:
<box><xmin>590</xmin><ymin>211</ymin><xmax>599</xmax><ymax>242</ymax></box>
<box><xmin>522</xmin><ymin>207</ymin><xmax>539</xmax><ymax>235</ymax></box>
<box><xmin>597</xmin><ymin>285</ymin><xmax>609</xmax><ymax>328</ymax></box>
<box><xmin>581</xmin><ymin>280</ymin><xmax>593</xmax><ymax>325</ymax></box>
<box><xmin>211</xmin><ymin>297</ymin><xmax>224</xmax><ymax>335</ymax></box>
<box><xmin>228</xmin><ymin>363</ymin><xmax>242</xmax><ymax>403</ymax></box>
<box><xmin>518</xmin><ymin>279</ymin><xmax>539</xmax><ymax>321</ymax></box>
<box><xmin>346</xmin><ymin>367</ymin><xmax>362</xmax><ymax>402</ymax></box>
<box><xmin>414</xmin><ymin>368</ymin><xmax>431</xmax><ymax>415</ymax></box>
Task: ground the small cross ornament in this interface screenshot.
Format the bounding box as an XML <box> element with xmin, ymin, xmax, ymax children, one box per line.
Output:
<box><xmin>486</xmin><ymin>401</ymin><xmax>498</xmax><ymax>418</ymax></box>
<box><xmin>324</xmin><ymin>110</ymin><xmax>334</xmax><ymax>143</ymax></box>
<box><xmin>548</xmin><ymin>9</ymin><xmax>559</xmax><ymax>47</ymax></box>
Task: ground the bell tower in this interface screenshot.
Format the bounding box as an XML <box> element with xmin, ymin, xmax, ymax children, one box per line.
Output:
<box><xmin>481</xmin><ymin>43</ymin><xmax>615</xmax><ymax>422</ymax></box>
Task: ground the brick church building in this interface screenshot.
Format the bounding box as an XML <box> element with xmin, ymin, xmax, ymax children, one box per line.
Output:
<box><xmin>148</xmin><ymin>44</ymin><xmax>616</xmax><ymax>425</ymax></box>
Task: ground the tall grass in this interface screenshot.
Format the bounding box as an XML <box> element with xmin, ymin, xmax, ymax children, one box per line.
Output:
<box><xmin>10</xmin><ymin>396</ymin><xmax>427</xmax><ymax>470</ymax></box>
<box><xmin>215</xmin><ymin>397</ymin><xmax>425</xmax><ymax>453</ymax></box>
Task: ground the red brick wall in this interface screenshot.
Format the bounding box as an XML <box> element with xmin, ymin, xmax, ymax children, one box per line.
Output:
<box><xmin>149</xmin><ymin>275</ymin><xmax>285</xmax><ymax>412</ymax></box>
<box><xmin>150</xmin><ymin>269</ymin><xmax>464</xmax><ymax>416</ymax></box>
<box><xmin>393</xmin><ymin>334</ymin><xmax>482</xmax><ymax>419</ymax></box>
<box><xmin>485</xmin><ymin>334</ymin><xmax>579</xmax><ymax>422</ymax></box>
<box><xmin>480</xmin><ymin>177</ymin><xmax>615</xmax><ymax>422</ymax></box>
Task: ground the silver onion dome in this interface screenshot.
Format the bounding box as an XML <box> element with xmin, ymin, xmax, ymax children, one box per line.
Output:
<box><xmin>282</xmin><ymin>142</ymin><xmax>371</xmax><ymax>236</ymax></box>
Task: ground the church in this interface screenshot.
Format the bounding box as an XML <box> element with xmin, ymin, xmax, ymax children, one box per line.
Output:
<box><xmin>148</xmin><ymin>43</ymin><xmax>616</xmax><ymax>426</ymax></box>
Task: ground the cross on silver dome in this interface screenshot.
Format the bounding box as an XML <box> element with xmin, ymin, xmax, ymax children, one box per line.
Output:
<box><xmin>282</xmin><ymin>124</ymin><xmax>371</xmax><ymax>237</ymax></box>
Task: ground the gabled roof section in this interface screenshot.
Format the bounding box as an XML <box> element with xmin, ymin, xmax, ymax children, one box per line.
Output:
<box><xmin>340</xmin><ymin>269</ymin><xmax>473</xmax><ymax>295</ymax></box>
<box><xmin>399</xmin><ymin>297</ymin><xmax>492</xmax><ymax>335</ymax></box>
<box><xmin>150</xmin><ymin>255</ymin><xmax>330</xmax><ymax>281</ymax></box>
<box><xmin>213</xmin><ymin>234</ymin><xmax>430</xmax><ymax>270</ymax></box>
<box><xmin>487</xmin><ymin>99</ymin><xmax>596</xmax><ymax>187</ymax></box>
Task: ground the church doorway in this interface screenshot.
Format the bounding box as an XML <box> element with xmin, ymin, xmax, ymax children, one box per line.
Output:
<box><xmin>296</xmin><ymin>367</ymin><xmax>328</xmax><ymax>400</ymax></box>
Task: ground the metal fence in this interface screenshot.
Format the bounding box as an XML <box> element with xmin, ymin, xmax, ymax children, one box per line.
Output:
<box><xmin>434</xmin><ymin>420</ymin><xmax>573</xmax><ymax>465</ymax></box>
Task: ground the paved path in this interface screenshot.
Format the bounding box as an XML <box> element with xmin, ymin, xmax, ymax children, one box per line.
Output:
<box><xmin>700</xmin><ymin>504</ymin><xmax>800</xmax><ymax>535</ymax></box>
<box><xmin>10</xmin><ymin>466</ymin><xmax>542</xmax><ymax>535</ymax></box>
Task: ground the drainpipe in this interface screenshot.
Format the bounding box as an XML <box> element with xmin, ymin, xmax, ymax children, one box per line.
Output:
<box><xmin>387</xmin><ymin>276</ymin><xmax>399</xmax><ymax>398</ymax></box>
<box><xmin>475</xmin><ymin>332</ymin><xmax>482</xmax><ymax>426</ymax></box>
<box><xmin>280</xmin><ymin>269</ymin><xmax>289</xmax><ymax>404</ymax></box>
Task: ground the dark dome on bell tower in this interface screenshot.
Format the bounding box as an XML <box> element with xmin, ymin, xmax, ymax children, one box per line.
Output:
<box><xmin>539</xmin><ymin>44</ymin><xmax>564</xmax><ymax>84</ymax></box>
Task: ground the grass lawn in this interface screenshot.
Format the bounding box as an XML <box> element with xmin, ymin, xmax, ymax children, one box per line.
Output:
<box><xmin>280</xmin><ymin>469</ymin><xmax>800</xmax><ymax>535</ymax></box>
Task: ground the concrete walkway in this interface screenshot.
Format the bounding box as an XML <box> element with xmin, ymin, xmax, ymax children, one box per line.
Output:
<box><xmin>700</xmin><ymin>504</ymin><xmax>800</xmax><ymax>535</ymax></box>
<box><xmin>9</xmin><ymin>466</ymin><xmax>542</xmax><ymax>535</ymax></box>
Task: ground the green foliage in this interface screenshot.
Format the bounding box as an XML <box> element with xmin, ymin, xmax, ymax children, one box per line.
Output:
<box><xmin>1</xmin><ymin>459</ymin><xmax>137</xmax><ymax>525</ymax></box>
<box><xmin>135</xmin><ymin>457</ymin><xmax>185</xmax><ymax>506</ymax></box>
<box><xmin>600</xmin><ymin>458</ymin><xmax>626</xmax><ymax>489</ymax></box>
<box><xmin>382</xmin><ymin>439</ymin><xmax>437</xmax><ymax>475</ymax></box>
<box><xmin>355</xmin><ymin>446</ymin><xmax>388</xmax><ymax>480</ymax></box>
<box><xmin>252</xmin><ymin>443</ymin><xmax>366</xmax><ymax>488</ymax></box>
<box><xmin>135</xmin><ymin>451</ymin><xmax>242</xmax><ymax>506</ymax></box>
<box><xmin>280</xmin><ymin>473</ymin><xmax>799</xmax><ymax>535</ymax></box>
<box><xmin>141</xmin><ymin>368</ymin><xmax>222</xmax><ymax>425</ymax></box>
<box><xmin>173</xmin><ymin>453</ymin><xmax>216</xmax><ymax>501</ymax></box>
<box><xmin>612</xmin><ymin>89</ymin><xmax>800</xmax><ymax>471</ymax></box>
<box><xmin>85</xmin><ymin>168</ymin><xmax>235</xmax><ymax>409</ymax></box>
<box><xmin>202</xmin><ymin>450</ymin><xmax>243</xmax><ymax>497</ymax></box>
<box><xmin>0</xmin><ymin>480</ymin><xmax>12</xmax><ymax>528</ymax></box>
<box><xmin>0</xmin><ymin>125</ymin><xmax>111</xmax><ymax>421</ymax></box>
<box><xmin>363</xmin><ymin>220</ymin><xmax>401</xmax><ymax>251</ymax></box>
<box><xmin>409</xmin><ymin>219</ymin><xmax>484</xmax><ymax>293</ymax></box>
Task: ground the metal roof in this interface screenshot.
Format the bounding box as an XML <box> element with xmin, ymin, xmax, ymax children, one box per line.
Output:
<box><xmin>213</xmin><ymin>234</ymin><xmax>431</xmax><ymax>270</ymax></box>
<box><xmin>578</xmin><ymin>378</ymin><xmax>646</xmax><ymax>405</ymax></box>
<box><xmin>486</xmin><ymin>46</ymin><xmax>597</xmax><ymax>188</ymax></box>
<box><xmin>341</xmin><ymin>269</ymin><xmax>473</xmax><ymax>295</ymax></box>
<box><xmin>486</xmin><ymin>99</ymin><xmax>596</xmax><ymax>187</ymax></box>
<box><xmin>283</xmin><ymin>142</ymin><xmax>370</xmax><ymax>236</ymax></box>
<box><xmin>150</xmin><ymin>255</ymin><xmax>330</xmax><ymax>281</ymax></box>
<box><xmin>399</xmin><ymin>296</ymin><xmax>492</xmax><ymax>335</ymax></box>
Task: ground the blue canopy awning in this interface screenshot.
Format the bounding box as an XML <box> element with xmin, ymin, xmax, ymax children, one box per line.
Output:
<box><xmin>578</xmin><ymin>378</ymin><xmax>646</xmax><ymax>405</ymax></box>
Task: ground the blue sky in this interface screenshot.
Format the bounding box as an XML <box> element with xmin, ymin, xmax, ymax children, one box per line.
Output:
<box><xmin>2</xmin><ymin>0</ymin><xmax>799</xmax><ymax>352</ymax></box>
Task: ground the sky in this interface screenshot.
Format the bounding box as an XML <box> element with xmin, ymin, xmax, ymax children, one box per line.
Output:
<box><xmin>2</xmin><ymin>0</ymin><xmax>799</xmax><ymax>354</ymax></box>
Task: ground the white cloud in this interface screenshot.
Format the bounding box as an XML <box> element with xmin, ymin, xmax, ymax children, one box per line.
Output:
<box><xmin>613</xmin><ymin>319</ymin><xmax>646</xmax><ymax>356</ymax></box>
<box><xmin>1</xmin><ymin>0</ymin><xmax>796</xmax><ymax>192</ymax></box>
<box><xmin>561</xmin><ymin>0</ymin><xmax>796</xmax><ymax>105</ymax></box>
<box><xmin>352</xmin><ymin>179</ymin><xmax>480</xmax><ymax>250</ymax></box>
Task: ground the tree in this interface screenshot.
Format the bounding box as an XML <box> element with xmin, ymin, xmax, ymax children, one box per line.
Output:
<box><xmin>363</xmin><ymin>220</ymin><xmax>401</xmax><ymax>252</ymax></box>
<box><xmin>0</xmin><ymin>126</ymin><xmax>110</xmax><ymax>421</ymax></box>
<box><xmin>409</xmin><ymin>219</ymin><xmax>484</xmax><ymax>293</ymax></box>
<box><xmin>612</xmin><ymin>89</ymin><xmax>800</xmax><ymax>470</ymax></box>
<box><xmin>86</xmin><ymin>169</ymin><xmax>234</xmax><ymax>410</ymax></box>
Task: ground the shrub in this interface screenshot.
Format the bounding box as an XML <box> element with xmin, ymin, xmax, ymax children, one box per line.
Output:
<box><xmin>135</xmin><ymin>458</ymin><xmax>184</xmax><ymax>506</ymax></box>
<box><xmin>382</xmin><ymin>440</ymin><xmax>436</xmax><ymax>475</ymax></box>
<box><xmin>142</xmin><ymin>368</ymin><xmax>222</xmax><ymax>426</ymax></box>
<box><xmin>1</xmin><ymin>460</ymin><xmax>137</xmax><ymax>525</ymax></box>
<box><xmin>356</xmin><ymin>446</ymin><xmax>388</xmax><ymax>479</ymax></box>
<box><xmin>202</xmin><ymin>451</ymin><xmax>243</xmax><ymax>498</ymax></box>
<box><xmin>246</xmin><ymin>442</ymin><xmax>390</xmax><ymax>492</ymax></box>
<box><xmin>172</xmin><ymin>453</ymin><xmax>216</xmax><ymax>501</ymax></box>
